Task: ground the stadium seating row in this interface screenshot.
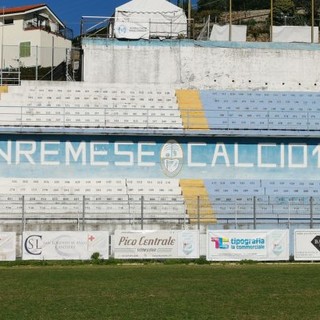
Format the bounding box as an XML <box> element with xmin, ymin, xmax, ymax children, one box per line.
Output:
<box><xmin>0</xmin><ymin>82</ymin><xmax>183</xmax><ymax>129</ymax></box>
<box><xmin>2</xmin><ymin>84</ymin><xmax>320</xmax><ymax>132</ymax></box>
<box><xmin>201</xmin><ymin>90</ymin><xmax>320</xmax><ymax>131</ymax></box>
<box><xmin>0</xmin><ymin>178</ymin><xmax>187</xmax><ymax>224</ymax></box>
<box><xmin>0</xmin><ymin>177</ymin><xmax>318</xmax><ymax>225</ymax></box>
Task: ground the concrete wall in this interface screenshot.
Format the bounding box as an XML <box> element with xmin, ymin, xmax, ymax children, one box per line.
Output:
<box><xmin>82</xmin><ymin>39</ymin><xmax>320</xmax><ymax>91</ymax></box>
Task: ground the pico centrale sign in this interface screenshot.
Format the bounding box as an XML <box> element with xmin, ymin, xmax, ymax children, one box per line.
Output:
<box><xmin>113</xmin><ymin>230</ymin><xmax>199</xmax><ymax>259</ymax></box>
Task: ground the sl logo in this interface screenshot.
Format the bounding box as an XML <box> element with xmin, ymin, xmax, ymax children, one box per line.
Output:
<box><xmin>160</xmin><ymin>140</ymin><xmax>183</xmax><ymax>177</ymax></box>
<box><xmin>24</xmin><ymin>235</ymin><xmax>43</xmax><ymax>255</ymax></box>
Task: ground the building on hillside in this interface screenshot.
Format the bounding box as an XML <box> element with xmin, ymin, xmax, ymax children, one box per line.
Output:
<box><xmin>0</xmin><ymin>3</ymin><xmax>72</xmax><ymax>69</ymax></box>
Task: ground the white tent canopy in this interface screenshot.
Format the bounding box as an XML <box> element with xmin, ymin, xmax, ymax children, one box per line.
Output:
<box><xmin>114</xmin><ymin>0</ymin><xmax>187</xmax><ymax>39</ymax></box>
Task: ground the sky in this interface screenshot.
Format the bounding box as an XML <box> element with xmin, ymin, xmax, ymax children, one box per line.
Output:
<box><xmin>3</xmin><ymin>0</ymin><xmax>198</xmax><ymax>36</ymax></box>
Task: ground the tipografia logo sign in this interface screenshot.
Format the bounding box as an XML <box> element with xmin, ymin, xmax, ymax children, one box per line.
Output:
<box><xmin>210</xmin><ymin>236</ymin><xmax>265</xmax><ymax>250</ymax></box>
<box><xmin>207</xmin><ymin>230</ymin><xmax>289</xmax><ymax>261</ymax></box>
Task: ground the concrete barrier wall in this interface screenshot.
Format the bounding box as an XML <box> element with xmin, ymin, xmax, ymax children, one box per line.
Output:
<box><xmin>82</xmin><ymin>39</ymin><xmax>320</xmax><ymax>91</ymax></box>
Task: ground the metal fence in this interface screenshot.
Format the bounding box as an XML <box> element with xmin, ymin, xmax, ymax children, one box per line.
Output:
<box><xmin>80</xmin><ymin>16</ymin><xmax>195</xmax><ymax>40</ymax></box>
<box><xmin>0</xmin><ymin>194</ymin><xmax>319</xmax><ymax>231</ymax></box>
<box><xmin>0</xmin><ymin>194</ymin><xmax>187</xmax><ymax>231</ymax></box>
<box><xmin>0</xmin><ymin>69</ymin><xmax>20</xmax><ymax>85</ymax></box>
<box><xmin>0</xmin><ymin>45</ymin><xmax>81</xmax><ymax>83</ymax></box>
<box><xmin>208</xmin><ymin>196</ymin><xmax>320</xmax><ymax>228</ymax></box>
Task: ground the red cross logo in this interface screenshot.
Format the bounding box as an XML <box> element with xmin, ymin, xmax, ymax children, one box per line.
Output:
<box><xmin>88</xmin><ymin>235</ymin><xmax>95</xmax><ymax>241</ymax></box>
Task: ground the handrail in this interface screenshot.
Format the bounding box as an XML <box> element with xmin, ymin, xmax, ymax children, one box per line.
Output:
<box><xmin>0</xmin><ymin>69</ymin><xmax>20</xmax><ymax>86</ymax></box>
<box><xmin>0</xmin><ymin>193</ymin><xmax>318</xmax><ymax>225</ymax></box>
<box><xmin>80</xmin><ymin>16</ymin><xmax>194</xmax><ymax>39</ymax></box>
<box><xmin>0</xmin><ymin>105</ymin><xmax>319</xmax><ymax>131</ymax></box>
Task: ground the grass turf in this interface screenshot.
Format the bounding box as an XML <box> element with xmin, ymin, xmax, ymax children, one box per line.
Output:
<box><xmin>0</xmin><ymin>263</ymin><xmax>319</xmax><ymax>320</ymax></box>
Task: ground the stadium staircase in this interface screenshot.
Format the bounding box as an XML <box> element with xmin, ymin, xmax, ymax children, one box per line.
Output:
<box><xmin>176</xmin><ymin>89</ymin><xmax>209</xmax><ymax>130</ymax></box>
<box><xmin>180</xmin><ymin>179</ymin><xmax>216</xmax><ymax>224</ymax></box>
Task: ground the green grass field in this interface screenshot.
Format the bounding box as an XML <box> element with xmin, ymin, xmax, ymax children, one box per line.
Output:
<box><xmin>0</xmin><ymin>263</ymin><xmax>320</xmax><ymax>320</ymax></box>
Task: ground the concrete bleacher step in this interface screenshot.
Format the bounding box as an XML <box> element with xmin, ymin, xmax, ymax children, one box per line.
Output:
<box><xmin>180</xmin><ymin>179</ymin><xmax>216</xmax><ymax>224</ymax></box>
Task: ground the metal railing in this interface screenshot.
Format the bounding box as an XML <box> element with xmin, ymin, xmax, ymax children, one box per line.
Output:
<box><xmin>183</xmin><ymin>108</ymin><xmax>320</xmax><ymax>132</ymax></box>
<box><xmin>80</xmin><ymin>16</ymin><xmax>194</xmax><ymax>39</ymax></box>
<box><xmin>0</xmin><ymin>105</ymin><xmax>320</xmax><ymax>132</ymax></box>
<box><xmin>0</xmin><ymin>194</ymin><xmax>319</xmax><ymax>231</ymax></box>
<box><xmin>0</xmin><ymin>69</ymin><xmax>20</xmax><ymax>85</ymax></box>
<box><xmin>0</xmin><ymin>105</ymin><xmax>182</xmax><ymax>129</ymax></box>
<box><xmin>0</xmin><ymin>194</ymin><xmax>188</xmax><ymax>231</ymax></box>
<box><xmin>0</xmin><ymin>45</ymin><xmax>81</xmax><ymax>82</ymax></box>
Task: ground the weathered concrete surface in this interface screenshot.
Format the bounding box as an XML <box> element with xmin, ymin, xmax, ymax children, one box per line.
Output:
<box><xmin>83</xmin><ymin>39</ymin><xmax>320</xmax><ymax>91</ymax></box>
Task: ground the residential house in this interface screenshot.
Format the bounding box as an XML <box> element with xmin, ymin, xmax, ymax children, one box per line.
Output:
<box><xmin>0</xmin><ymin>3</ymin><xmax>72</xmax><ymax>69</ymax></box>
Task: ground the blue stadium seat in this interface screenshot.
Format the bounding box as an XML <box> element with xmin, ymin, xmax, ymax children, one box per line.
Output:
<box><xmin>200</xmin><ymin>90</ymin><xmax>320</xmax><ymax>133</ymax></box>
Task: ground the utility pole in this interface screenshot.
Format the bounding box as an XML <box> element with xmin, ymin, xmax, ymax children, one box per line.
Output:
<box><xmin>188</xmin><ymin>0</ymin><xmax>191</xmax><ymax>38</ymax></box>
<box><xmin>311</xmin><ymin>0</ymin><xmax>315</xmax><ymax>43</ymax></box>
<box><xmin>229</xmin><ymin>0</ymin><xmax>232</xmax><ymax>41</ymax></box>
<box><xmin>1</xmin><ymin>6</ymin><xmax>4</xmax><ymax>85</ymax></box>
<box><xmin>270</xmin><ymin>0</ymin><xmax>273</xmax><ymax>42</ymax></box>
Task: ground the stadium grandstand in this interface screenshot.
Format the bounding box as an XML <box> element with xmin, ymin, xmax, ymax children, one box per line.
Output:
<box><xmin>0</xmin><ymin>0</ymin><xmax>320</xmax><ymax>238</ymax></box>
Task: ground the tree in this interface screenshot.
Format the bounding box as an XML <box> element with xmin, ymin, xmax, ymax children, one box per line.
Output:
<box><xmin>273</xmin><ymin>0</ymin><xmax>295</xmax><ymax>25</ymax></box>
<box><xmin>197</xmin><ymin>0</ymin><xmax>270</xmax><ymax>12</ymax></box>
<box><xmin>294</xmin><ymin>0</ymin><xmax>320</xmax><ymax>22</ymax></box>
<box><xmin>197</xmin><ymin>0</ymin><xmax>227</xmax><ymax>12</ymax></box>
<box><xmin>233</xmin><ymin>0</ymin><xmax>270</xmax><ymax>11</ymax></box>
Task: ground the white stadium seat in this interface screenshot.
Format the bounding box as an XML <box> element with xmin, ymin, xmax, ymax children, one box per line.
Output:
<box><xmin>0</xmin><ymin>82</ymin><xmax>183</xmax><ymax>130</ymax></box>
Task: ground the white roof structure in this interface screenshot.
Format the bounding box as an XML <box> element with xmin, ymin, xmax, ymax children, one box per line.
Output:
<box><xmin>116</xmin><ymin>0</ymin><xmax>184</xmax><ymax>13</ymax></box>
<box><xmin>114</xmin><ymin>0</ymin><xmax>187</xmax><ymax>39</ymax></box>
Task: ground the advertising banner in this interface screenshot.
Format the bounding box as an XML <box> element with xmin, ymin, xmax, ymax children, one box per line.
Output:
<box><xmin>113</xmin><ymin>230</ymin><xmax>199</xmax><ymax>259</ymax></box>
<box><xmin>114</xmin><ymin>21</ymin><xmax>149</xmax><ymax>40</ymax></box>
<box><xmin>22</xmin><ymin>231</ymin><xmax>109</xmax><ymax>260</ymax></box>
<box><xmin>0</xmin><ymin>232</ymin><xmax>16</xmax><ymax>261</ymax></box>
<box><xmin>294</xmin><ymin>229</ymin><xmax>320</xmax><ymax>261</ymax></box>
<box><xmin>207</xmin><ymin>229</ymin><xmax>289</xmax><ymax>261</ymax></box>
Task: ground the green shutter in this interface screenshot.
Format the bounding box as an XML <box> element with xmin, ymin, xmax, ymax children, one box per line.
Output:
<box><xmin>20</xmin><ymin>42</ymin><xmax>31</xmax><ymax>58</ymax></box>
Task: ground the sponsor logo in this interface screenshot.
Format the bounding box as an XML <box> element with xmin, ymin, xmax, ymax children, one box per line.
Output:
<box><xmin>211</xmin><ymin>236</ymin><xmax>229</xmax><ymax>249</ymax></box>
<box><xmin>117</xmin><ymin>25</ymin><xmax>127</xmax><ymax>35</ymax></box>
<box><xmin>24</xmin><ymin>235</ymin><xmax>43</xmax><ymax>255</ymax></box>
<box><xmin>211</xmin><ymin>236</ymin><xmax>265</xmax><ymax>250</ymax></box>
<box><xmin>88</xmin><ymin>235</ymin><xmax>95</xmax><ymax>242</ymax></box>
<box><xmin>311</xmin><ymin>235</ymin><xmax>320</xmax><ymax>251</ymax></box>
<box><xmin>160</xmin><ymin>140</ymin><xmax>183</xmax><ymax>177</ymax></box>
<box><xmin>272</xmin><ymin>241</ymin><xmax>283</xmax><ymax>256</ymax></box>
<box><xmin>181</xmin><ymin>232</ymin><xmax>195</xmax><ymax>255</ymax></box>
